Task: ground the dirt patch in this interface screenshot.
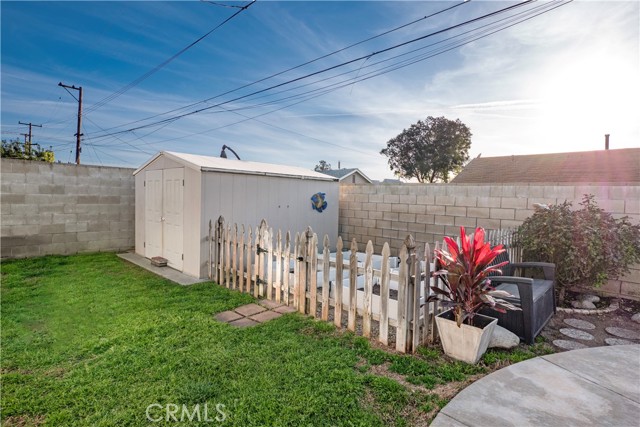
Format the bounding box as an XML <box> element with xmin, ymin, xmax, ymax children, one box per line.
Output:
<box><xmin>366</xmin><ymin>363</ymin><xmax>499</xmax><ymax>425</ymax></box>
<box><xmin>43</xmin><ymin>366</ymin><xmax>66</xmax><ymax>378</ymax></box>
<box><xmin>398</xmin><ymin>396</ymin><xmax>431</xmax><ymax>427</ymax></box>
<box><xmin>369</xmin><ymin>363</ymin><xmax>427</xmax><ymax>393</ymax></box>
<box><xmin>0</xmin><ymin>367</ymin><xmax>33</xmax><ymax>375</ymax></box>
<box><xmin>2</xmin><ymin>415</ymin><xmax>45</xmax><ymax>427</ymax></box>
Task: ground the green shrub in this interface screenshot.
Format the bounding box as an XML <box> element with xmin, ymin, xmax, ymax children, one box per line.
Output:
<box><xmin>517</xmin><ymin>195</ymin><xmax>640</xmax><ymax>294</ymax></box>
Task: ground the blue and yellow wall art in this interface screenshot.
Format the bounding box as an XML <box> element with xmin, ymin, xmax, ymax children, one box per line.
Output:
<box><xmin>310</xmin><ymin>192</ymin><xmax>327</xmax><ymax>213</ymax></box>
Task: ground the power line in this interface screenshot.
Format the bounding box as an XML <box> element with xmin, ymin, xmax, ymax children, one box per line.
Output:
<box><xmin>81</xmin><ymin>123</ymin><xmax>104</xmax><ymax>166</ymax></box>
<box><xmin>84</xmin><ymin>0</ymin><xmax>535</xmax><ymax>141</ymax></box>
<box><xmin>83</xmin><ymin>0</ymin><xmax>256</xmax><ymax>114</ymax></box>
<box><xmin>82</xmin><ymin>114</ymin><xmax>153</xmax><ymax>156</ymax></box>
<box><xmin>200</xmin><ymin>0</ymin><xmax>247</xmax><ymax>9</ymax></box>
<box><xmin>196</xmin><ymin>0</ymin><xmax>556</xmax><ymax>115</ymax></box>
<box><xmin>103</xmin><ymin>0</ymin><xmax>570</xmax><ymax>151</ymax></box>
<box><xmin>88</xmin><ymin>144</ymin><xmax>134</xmax><ymax>165</ymax></box>
<box><xmin>229</xmin><ymin>0</ymin><xmax>564</xmax><ymax>113</ymax></box>
<box><xmin>82</xmin><ymin>1</ymin><xmax>472</xmax><ymax>137</ymax></box>
<box><xmin>38</xmin><ymin>96</ymin><xmax>64</xmax><ymax>125</ymax></box>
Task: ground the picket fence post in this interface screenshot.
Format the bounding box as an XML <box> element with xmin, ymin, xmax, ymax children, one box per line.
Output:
<box><xmin>208</xmin><ymin>219</ymin><xmax>212</xmax><ymax>280</ymax></box>
<box><xmin>283</xmin><ymin>231</ymin><xmax>291</xmax><ymax>306</ymax></box>
<box><xmin>348</xmin><ymin>239</ymin><xmax>358</xmax><ymax>332</ymax></box>
<box><xmin>309</xmin><ymin>230</ymin><xmax>318</xmax><ymax>317</ymax></box>
<box><xmin>321</xmin><ymin>235</ymin><xmax>330</xmax><ymax>321</ymax></box>
<box><xmin>396</xmin><ymin>243</ymin><xmax>409</xmax><ymax>353</ymax></box>
<box><xmin>334</xmin><ymin>237</ymin><xmax>344</xmax><ymax>328</ymax></box>
<box><xmin>215</xmin><ymin>216</ymin><xmax>224</xmax><ymax>284</ymax></box>
<box><xmin>379</xmin><ymin>242</ymin><xmax>391</xmax><ymax>346</ymax></box>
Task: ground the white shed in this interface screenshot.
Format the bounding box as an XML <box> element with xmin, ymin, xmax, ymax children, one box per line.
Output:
<box><xmin>134</xmin><ymin>151</ymin><xmax>339</xmax><ymax>279</ymax></box>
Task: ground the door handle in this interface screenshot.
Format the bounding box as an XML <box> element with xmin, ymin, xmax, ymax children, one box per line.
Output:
<box><xmin>161</xmin><ymin>217</ymin><xmax>165</xmax><ymax>221</ymax></box>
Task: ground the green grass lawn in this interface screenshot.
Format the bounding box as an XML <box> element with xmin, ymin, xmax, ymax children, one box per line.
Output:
<box><xmin>1</xmin><ymin>253</ymin><xmax>553</xmax><ymax>426</ymax></box>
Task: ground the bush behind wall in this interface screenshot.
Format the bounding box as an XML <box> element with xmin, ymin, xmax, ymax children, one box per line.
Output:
<box><xmin>517</xmin><ymin>195</ymin><xmax>640</xmax><ymax>298</ymax></box>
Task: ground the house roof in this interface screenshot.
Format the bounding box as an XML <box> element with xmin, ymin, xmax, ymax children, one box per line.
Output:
<box><xmin>133</xmin><ymin>151</ymin><xmax>338</xmax><ymax>181</ymax></box>
<box><xmin>451</xmin><ymin>148</ymin><xmax>640</xmax><ymax>184</ymax></box>
<box><xmin>319</xmin><ymin>168</ymin><xmax>372</xmax><ymax>183</ymax></box>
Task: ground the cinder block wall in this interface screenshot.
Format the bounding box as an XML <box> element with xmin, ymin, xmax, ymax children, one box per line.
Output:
<box><xmin>339</xmin><ymin>183</ymin><xmax>640</xmax><ymax>300</ymax></box>
<box><xmin>1</xmin><ymin>158</ymin><xmax>135</xmax><ymax>258</ymax></box>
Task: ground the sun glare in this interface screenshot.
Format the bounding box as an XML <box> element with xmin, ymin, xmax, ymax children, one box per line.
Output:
<box><xmin>535</xmin><ymin>49</ymin><xmax>639</xmax><ymax>151</ymax></box>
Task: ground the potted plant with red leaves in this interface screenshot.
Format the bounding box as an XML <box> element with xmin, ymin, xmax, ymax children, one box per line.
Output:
<box><xmin>428</xmin><ymin>226</ymin><xmax>520</xmax><ymax>363</ymax></box>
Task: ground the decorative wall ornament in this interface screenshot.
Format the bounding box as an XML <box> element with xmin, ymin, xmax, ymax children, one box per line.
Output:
<box><xmin>310</xmin><ymin>192</ymin><xmax>327</xmax><ymax>213</ymax></box>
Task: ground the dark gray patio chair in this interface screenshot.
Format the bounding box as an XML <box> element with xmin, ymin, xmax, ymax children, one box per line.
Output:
<box><xmin>480</xmin><ymin>252</ymin><xmax>556</xmax><ymax>344</ymax></box>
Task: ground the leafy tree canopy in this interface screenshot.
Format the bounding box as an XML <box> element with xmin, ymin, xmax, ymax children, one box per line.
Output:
<box><xmin>380</xmin><ymin>116</ymin><xmax>471</xmax><ymax>183</ymax></box>
<box><xmin>1</xmin><ymin>139</ymin><xmax>55</xmax><ymax>163</ymax></box>
<box><xmin>314</xmin><ymin>160</ymin><xmax>331</xmax><ymax>172</ymax></box>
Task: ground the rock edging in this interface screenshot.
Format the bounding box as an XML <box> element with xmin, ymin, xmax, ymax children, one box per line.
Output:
<box><xmin>557</xmin><ymin>301</ymin><xmax>619</xmax><ymax>315</ymax></box>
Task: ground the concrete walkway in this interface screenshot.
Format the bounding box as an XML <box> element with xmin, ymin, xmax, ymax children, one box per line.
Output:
<box><xmin>431</xmin><ymin>345</ymin><xmax>640</xmax><ymax>427</ymax></box>
<box><xmin>117</xmin><ymin>252</ymin><xmax>207</xmax><ymax>286</ymax></box>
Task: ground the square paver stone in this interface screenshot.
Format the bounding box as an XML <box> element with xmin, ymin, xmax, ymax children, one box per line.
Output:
<box><xmin>250</xmin><ymin>310</ymin><xmax>283</xmax><ymax>323</ymax></box>
<box><xmin>228</xmin><ymin>318</ymin><xmax>259</xmax><ymax>328</ymax></box>
<box><xmin>273</xmin><ymin>305</ymin><xmax>297</xmax><ymax>314</ymax></box>
<box><xmin>257</xmin><ymin>299</ymin><xmax>284</xmax><ymax>310</ymax></box>
<box><xmin>234</xmin><ymin>303</ymin><xmax>266</xmax><ymax>317</ymax></box>
<box><xmin>215</xmin><ymin>310</ymin><xmax>243</xmax><ymax>323</ymax></box>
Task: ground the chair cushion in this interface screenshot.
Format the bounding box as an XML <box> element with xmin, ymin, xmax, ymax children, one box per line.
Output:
<box><xmin>494</xmin><ymin>279</ymin><xmax>553</xmax><ymax>302</ymax></box>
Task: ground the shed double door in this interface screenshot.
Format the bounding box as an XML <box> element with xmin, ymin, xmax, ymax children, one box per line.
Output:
<box><xmin>145</xmin><ymin>168</ymin><xmax>184</xmax><ymax>270</ymax></box>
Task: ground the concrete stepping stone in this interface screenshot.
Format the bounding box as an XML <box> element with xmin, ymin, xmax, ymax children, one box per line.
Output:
<box><xmin>563</xmin><ymin>318</ymin><xmax>596</xmax><ymax>330</ymax></box>
<box><xmin>234</xmin><ymin>303</ymin><xmax>266</xmax><ymax>317</ymax></box>
<box><xmin>258</xmin><ymin>299</ymin><xmax>284</xmax><ymax>310</ymax></box>
<box><xmin>552</xmin><ymin>340</ymin><xmax>588</xmax><ymax>350</ymax></box>
<box><xmin>605</xmin><ymin>327</ymin><xmax>640</xmax><ymax>340</ymax></box>
<box><xmin>274</xmin><ymin>305</ymin><xmax>297</xmax><ymax>314</ymax></box>
<box><xmin>605</xmin><ymin>337</ymin><xmax>635</xmax><ymax>346</ymax></box>
<box><xmin>559</xmin><ymin>328</ymin><xmax>594</xmax><ymax>340</ymax></box>
<box><xmin>215</xmin><ymin>310</ymin><xmax>243</xmax><ymax>323</ymax></box>
<box><xmin>250</xmin><ymin>310</ymin><xmax>282</xmax><ymax>323</ymax></box>
<box><xmin>228</xmin><ymin>317</ymin><xmax>259</xmax><ymax>328</ymax></box>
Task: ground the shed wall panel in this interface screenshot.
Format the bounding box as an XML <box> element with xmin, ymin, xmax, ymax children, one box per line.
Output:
<box><xmin>161</xmin><ymin>168</ymin><xmax>184</xmax><ymax>269</ymax></box>
<box><xmin>201</xmin><ymin>172</ymin><xmax>339</xmax><ymax>275</ymax></box>
<box><xmin>145</xmin><ymin>170</ymin><xmax>163</xmax><ymax>258</ymax></box>
<box><xmin>135</xmin><ymin>172</ymin><xmax>145</xmax><ymax>256</ymax></box>
<box><xmin>183</xmin><ymin>167</ymin><xmax>201</xmax><ymax>278</ymax></box>
<box><xmin>244</xmin><ymin>175</ymin><xmax>260</xmax><ymax>228</ymax></box>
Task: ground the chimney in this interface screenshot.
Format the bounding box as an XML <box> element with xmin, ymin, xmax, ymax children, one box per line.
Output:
<box><xmin>605</xmin><ymin>134</ymin><xmax>610</xmax><ymax>150</ymax></box>
<box><xmin>338</xmin><ymin>161</ymin><xmax>341</xmax><ymax>169</ymax></box>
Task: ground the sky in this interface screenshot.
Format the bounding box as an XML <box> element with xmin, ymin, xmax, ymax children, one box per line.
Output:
<box><xmin>1</xmin><ymin>0</ymin><xmax>638</xmax><ymax>180</ymax></box>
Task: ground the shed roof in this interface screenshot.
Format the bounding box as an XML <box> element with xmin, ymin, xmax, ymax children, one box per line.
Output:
<box><xmin>320</xmin><ymin>168</ymin><xmax>372</xmax><ymax>183</ymax></box>
<box><xmin>134</xmin><ymin>151</ymin><xmax>338</xmax><ymax>181</ymax></box>
<box><xmin>451</xmin><ymin>148</ymin><xmax>640</xmax><ymax>184</ymax></box>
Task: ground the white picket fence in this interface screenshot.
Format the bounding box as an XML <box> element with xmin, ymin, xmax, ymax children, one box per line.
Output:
<box><xmin>208</xmin><ymin>216</ymin><xmax>519</xmax><ymax>354</ymax></box>
<box><xmin>209</xmin><ymin>216</ymin><xmax>451</xmax><ymax>353</ymax></box>
<box><xmin>486</xmin><ymin>228</ymin><xmax>522</xmax><ymax>264</ymax></box>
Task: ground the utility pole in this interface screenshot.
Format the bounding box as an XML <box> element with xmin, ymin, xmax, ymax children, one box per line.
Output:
<box><xmin>18</xmin><ymin>121</ymin><xmax>42</xmax><ymax>156</ymax></box>
<box><xmin>58</xmin><ymin>82</ymin><xmax>83</xmax><ymax>164</ymax></box>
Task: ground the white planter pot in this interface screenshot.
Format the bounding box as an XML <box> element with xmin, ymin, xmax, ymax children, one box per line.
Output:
<box><xmin>435</xmin><ymin>309</ymin><xmax>498</xmax><ymax>364</ymax></box>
